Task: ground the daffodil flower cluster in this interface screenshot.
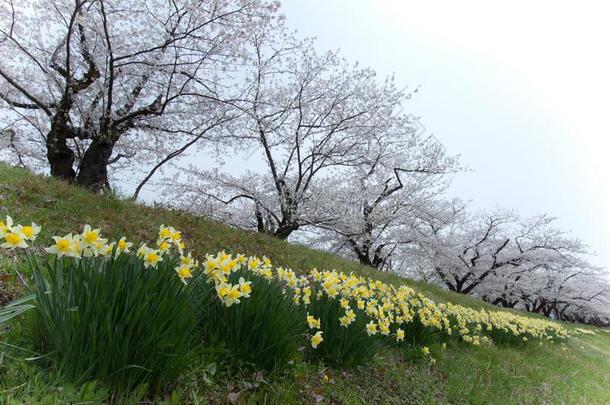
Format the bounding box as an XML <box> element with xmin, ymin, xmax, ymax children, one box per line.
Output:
<box><xmin>574</xmin><ymin>327</ymin><xmax>596</xmax><ymax>336</ymax></box>
<box><xmin>1</xmin><ymin>218</ymin><xmax>571</xmax><ymax>352</ymax></box>
<box><xmin>1</xmin><ymin>219</ymin><xmax>200</xmax><ymax>287</ymax></box>
<box><xmin>200</xmin><ymin>251</ymin><xmax>256</xmax><ymax>307</ymax></box>
<box><xmin>206</xmin><ymin>257</ymin><xmax>570</xmax><ymax>350</ymax></box>
<box><xmin>0</xmin><ymin>216</ymin><xmax>40</xmax><ymax>250</ymax></box>
<box><xmin>277</xmin><ymin>268</ymin><xmax>569</xmax><ymax>348</ymax></box>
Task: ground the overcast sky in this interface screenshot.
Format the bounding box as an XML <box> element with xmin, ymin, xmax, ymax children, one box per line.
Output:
<box><xmin>276</xmin><ymin>0</ymin><xmax>610</xmax><ymax>269</ymax></box>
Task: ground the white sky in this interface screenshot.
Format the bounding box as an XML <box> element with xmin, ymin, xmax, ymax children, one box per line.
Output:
<box><xmin>279</xmin><ymin>0</ymin><xmax>610</xmax><ymax>269</ymax></box>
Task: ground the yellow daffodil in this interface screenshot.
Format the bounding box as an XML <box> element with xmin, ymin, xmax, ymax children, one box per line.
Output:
<box><xmin>158</xmin><ymin>225</ymin><xmax>172</xmax><ymax>241</ymax></box>
<box><xmin>0</xmin><ymin>216</ymin><xmax>13</xmax><ymax>237</ymax></box>
<box><xmin>158</xmin><ymin>240</ymin><xmax>171</xmax><ymax>254</ymax></box>
<box><xmin>396</xmin><ymin>328</ymin><xmax>405</xmax><ymax>342</ymax></box>
<box><xmin>101</xmin><ymin>242</ymin><xmax>115</xmax><ymax>257</ymax></box>
<box><xmin>339</xmin><ymin>309</ymin><xmax>356</xmax><ymax>327</ymax></box>
<box><xmin>136</xmin><ymin>243</ymin><xmax>149</xmax><ymax>258</ymax></box>
<box><xmin>141</xmin><ymin>247</ymin><xmax>163</xmax><ymax>269</ymax></box>
<box><xmin>379</xmin><ymin>320</ymin><xmax>391</xmax><ymax>336</ymax></box>
<box><xmin>175</xmin><ymin>264</ymin><xmax>193</xmax><ymax>284</ymax></box>
<box><xmin>216</xmin><ymin>282</ymin><xmax>242</xmax><ymax>307</ymax></box>
<box><xmin>248</xmin><ymin>257</ymin><xmax>261</xmax><ymax>270</ymax></box>
<box><xmin>180</xmin><ymin>252</ymin><xmax>195</xmax><ymax>267</ymax></box>
<box><xmin>311</xmin><ymin>331</ymin><xmax>324</xmax><ymax>349</ymax></box>
<box><xmin>1</xmin><ymin>229</ymin><xmax>28</xmax><ymax>249</ymax></box>
<box><xmin>81</xmin><ymin>225</ymin><xmax>107</xmax><ymax>248</ymax></box>
<box><xmin>170</xmin><ymin>230</ymin><xmax>181</xmax><ymax>242</ymax></box>
<box><xmin>45</xmin><ymin>234</ymin><xmax>79</xmax><ymax>258</ymax></box>
<box><xmin>238</xmin><ymin>277</ymin><xmax>252</xmax><ymax>297</ymax></box>
<box><xmin>366</xmin><ymin>321</ymin><xmax>378</xmax><ymax>336</ymax></box>
<box><xmin>117</xmin><ymin>237</ymin><xmax>133</xmax><ymax>254</ymax></box>
<box><xmin>307</xmin><ymin>314</ymin><xmax>321</xmax><ymax>329</ymax></box>
<box><xmin>20</xmin><ymin>222</ymin><xmax>41</xmax><ymax>241</ymax></box>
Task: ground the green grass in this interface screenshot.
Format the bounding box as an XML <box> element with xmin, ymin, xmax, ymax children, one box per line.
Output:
<box><xmin>30</xmin><ymin>252</ymin><xmax>198</xmax><ymax>399</ymax></box>
<box><xmin>1</xmin><ymin>162</ymin><xmax>609</xmax><ymax>404</ymax></box>
<box><xmin>195</xmin><ymin>270</ymin><xmax>306</xmax><ymax>372</ymax></box>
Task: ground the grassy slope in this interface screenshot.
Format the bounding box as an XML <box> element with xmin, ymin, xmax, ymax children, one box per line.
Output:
<box><xmin>0</xmin><ymin>162</ymin><xmax>609</xmax><ymax>404</ymax></box>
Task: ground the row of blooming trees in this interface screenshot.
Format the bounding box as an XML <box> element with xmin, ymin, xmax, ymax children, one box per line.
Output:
<box><xmin>1</xmin><ymin>0</ymin><xmax>608</xmax><ymax>324</ymax></box>
<box><xmin>405</xmin><ymin>210</ymin><xmax>609</xmax><ymax>324</ymax></box>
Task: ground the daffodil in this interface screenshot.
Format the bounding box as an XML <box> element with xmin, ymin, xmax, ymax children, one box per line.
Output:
<box><xmin>216</xmin><ymin>282</ymin><xmax>242</xmax><ymax>307</ymax></box>
<box><xmin>180</xmin><ymin>252</ymin><xmax>195</xmax><ymax>267</ymax></box>
<box><xmin>248</xmin><ymin>257</ymin><xmax>261</xmax><ymax>270</ymax></box>
<box><xmin>307</xmin><ymin>314</ymin><xmax>321</xmax><ymax>329</ymax></box>
<box><xmin>158</xmin><ymin>225</ymin><xmax>172</xmax><ymax>242</ymax></box>
<box><xmin>303</xmin><ymin>287</ymin><xmax>312</xmax><ymax>305</ymax></box>
<box><xmin>137</xmin><ymin>243</ymin><xmax>149</xmax><ymax>258</ymax></box>
<box><xmin>170</xmin><ymin>230</ymin><xmax>182</xmax><ymax>243</ymax></box>
<box><xmin>81</xmin><ymin>225</ymin><xmax>107</xmax><ymax>248</ymax></box>
<box><xmin>311</xmin><ymin>331</ymin><xmax>324</xmax><ymax>349</ymax></box>
<box><xmin>396</xmin><ymin>328</ymin><xmax>405</xmax><ymax>342</ymax></box>
<box><xmin>101</xmin><ymin>242</ymin><xmax>116</xmax><ymax>257</ymax></box>
<box><xmin>116</xmin><ymin>237</ymin><xmax>133</xmax><ymax>254</ymax></box>
<box><xmin>339</xmin><ymin>315</ymin><xmax>351</xmax><ymax>327</ymax></box>
<box><xmin>379</xmin><ymin>320</ymin><xmax>391</xmax><ymax>335</ymax></box>
<box><xmin>141</xmin><ymin>247</ymin><xmax>163</xmax><ymax>269</ymax></box>
<box><xmin>366</xmin><ymin>321</ymin><xmax>378</xmax><ymax>336</ymax></box>
<box><xmin>339</xmin><ymin>309</ymin><xmax>356</xmax><ymax>327</ymax></box>
<box><xmin>175</xmin><ymin>264</ymin><xmax>193</xmax><ymax>284</ymax></box>
<box><xmin>422</xmin><ymin>346</ymin><xmax>430</xmax><ymax>355</ymax></box>
<box><xmin>1</xmin><ymin>229</ymin><xmax>28</xmax><ymax>249</ymax></box>
<box><xmin>238</xmin><ymin>277</ymin><xmax>252</xmax><ymax>298</ymax></box>
<box><xmin>82</xmin><ymin>239</ymin><xmax>106</xmax><ymax>258</ymax></box>
<box><xmin>20</xmin><ymin>222</ymin><xmax>41</xmax><ymax>241</ymax></box>
<box><xmin>158</xmin><ymin>240</ymin><xmax>171</xmax><ymax>254</ymax></box>
<box><xmin>236</xmin><ymin>254</ymin><xmax>247</xmax><ymax>264</ymax></box>
<box><xmin>72</xmin><ymin>234</ymin><xmax>83</xmax><ymax>257</ymax></box>
<box><xmin>45</xmin><ymin>234</ymin><xmax>79</xmax><ymax>258</ymax></box>
<box><xmin>0</xmin><ymin>216</ymin><xmax>13</xmax><ymax>237</ymax></box>
<box><xmin>226</xmin><ymin>284</ymin><xmax>242</xmax><ymax>304</ymax></box>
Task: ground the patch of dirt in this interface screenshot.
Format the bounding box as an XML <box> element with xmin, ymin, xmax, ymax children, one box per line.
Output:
<box><xmin>0</xmin><ymin>271</ymin><xmax>19</xmax><ymax>307</ymax></box>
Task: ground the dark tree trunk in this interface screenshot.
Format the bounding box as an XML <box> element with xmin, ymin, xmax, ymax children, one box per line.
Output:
<box><xmin>356</xmin><ymin>254</ymin><xmax>374</xmax><ymax>268</ymax></box>
<box><xmin>76</xmin><ymin>139</ymin><xmax>114</xmax><ymax>192</ymax></box>
<box><xmin>273</xmin><ymin>222</ymin><xmax>299</xmax><ymax>240</ymax></box>
<box><xmin>46</xmin><ymin>120</ymin><xmax>76</xmax><ymax>182</ymax></box>
<box><xmin>351</xmin><ymin>243</ymin><xmax>384</xmax><ymax>269</ymax></box>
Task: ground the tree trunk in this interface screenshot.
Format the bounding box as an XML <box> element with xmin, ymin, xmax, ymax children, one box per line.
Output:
<box><xmin>273</xmin><ymin>222</ymin><xmax>299</xmax><ymax>240</ymax></box>
<box><xmin>76</xmin><ymin>139</ymin><xmax>114</xmax><ymax>192</ymax></box>
<box><xmin>46</xmin><ymin>121</ymin><xmax>76</xmax><ymax>182</ymax></box>
<box><xmin>356</xmin><ymin>254</ymin><xmax>374</xmax><ymax>268</ymax></box>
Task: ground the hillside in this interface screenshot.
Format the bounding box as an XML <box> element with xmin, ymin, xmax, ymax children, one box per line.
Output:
<box><xmin>1</xmin><ymin>162</ymin><xmax>609</xmax><ymax>404</ymax></box>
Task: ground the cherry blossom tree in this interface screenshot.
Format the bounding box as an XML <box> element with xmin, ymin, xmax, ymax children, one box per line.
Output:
<box><xmin>168</xmin><ymin>31</ymin><xmax>410</xmax><ymax>239</ymax></box>
<box><xmin>0</xmin><ymin>0</ymin><xmax>280</xmax><ymax>191</ymax></box>
<box><xmin>304</xmin><ymin>135</ymin><xmax>461</xmax><ymax>269</ymax></box>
